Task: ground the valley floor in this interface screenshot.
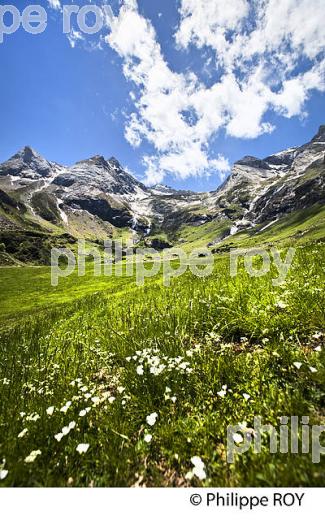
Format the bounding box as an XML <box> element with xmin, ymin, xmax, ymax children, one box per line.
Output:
<box><xmin>0</xmin><ymin>239</ymin><xmax>324</xmax><ymax>487</ymax></box>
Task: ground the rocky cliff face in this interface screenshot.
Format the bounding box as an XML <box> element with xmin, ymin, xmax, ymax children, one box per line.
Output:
<box><xmin>0</xmin><ymin>126</ymin><xmax>324</xmax><ymax>245</ymax></box>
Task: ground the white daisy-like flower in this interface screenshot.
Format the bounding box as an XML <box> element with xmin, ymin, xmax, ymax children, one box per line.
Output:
<box><xmin>46</xmin><ymin>406</ymin><xmax>55</xmax><ymax>416</ymax></box>
<box><xmin>232</xmin><ymin>433</ymin><xmax>244</xmax><ymax>444</ymax></box>
<box><xmin>243</xmin><ymin>393</ymin><xmax>251</xmax><ymax>401</ymax></box>
<box><xmin>60</xmin><ymin>401</ymin><xmax>72</xmax><ymax>413</ymax></box>
<box><xmin>18</xmin><ymin>428</ymin><xmax>28</xmax><ymax>438</ymax></box>
<box><xmin>146</xmin><ymin>412</ymin><xmax>158</xmax><ymax>426</ymax></box>
<box><xmin>0</xmin><ymin>469</ymin><xmax>8</xmax><ymax>480</ymax></box>
<box><xmin>76</xmin><ymin>443</ymin><xmax>89</xmax><ymax>454</ymax></box>
<box><xmin>91</xmin><ymin>396</ymin><xmax>100</xmax><ymax>405</ymax></box>
<box><xmin>62</xmin><ymin>426</ymin><xmax>70</xmax><ymax>436</ymax></box>
<box><xmin>193</xmin><ymin>465</ymin><xmax>206</xmax><ymax>480</ymax></box>
<box><xmin>108</xmin><ymin>397</ymin><xmax>116</xmax><ymax>404</ymax></box>
<box><xmin>144</xmin><ymin>434</ymin><xmax>152</xmax><ymax>443</ymax></box>
<box><xmin>217</xmin><ymin>390</ymin><xmax>227</xmax><ymax>398</ymax></box>
<box><xmin>54</xmin><ymin>433</ymin><xmax>64</xmax><ymax>442</ymax></box>
<box><xmin>190</xmin><ymin>456</ymin><xmax>206</xmax><ymax>480</ymax></box>
<box><xmin>293</xmin><ymin>362</ymin><xmax>302</xmax><ymax>369</ymax></box>
<box><xmin>24</xmin><ymin>450</ymin><xmax>41</xmax><ymax>463</ymax></box>
<box><xmin>79</xmin><ymin>409</ymin><xmax>87</xmax><ymax>417</ymax></box>
<box><xmin>309</xmin><ymin>366</ymin><xmax>318</xmax><ymax>373</ymax></box>
<box><xmin>136</xmin><ymin>365</ymin><xmax>144</xmax><ymax>375</ymax></box>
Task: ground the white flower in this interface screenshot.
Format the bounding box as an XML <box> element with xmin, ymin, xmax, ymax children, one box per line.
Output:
<box><xmin>117</xmin><ymin>386</ymin><xmax>125</xmax><ymax>394</ymax></box>
<box><xmin>217</xmin><ymin>390</ymin><xmax>226</xmax><ymax>398</ymax></box>
<box><xmin>24</xmin><ymin>450</ymin><xmax>41</xmax><ymax>463</ymax></box>
<box><xmin>190</xmin><ymin>456</ymin><xmax>206</xmax><ymax>480</ymax></box>
<box><xmin>146</xmin><ymin>412</ymin><xmax>158</xmax><ymax>426</ymax></box>
<box><xmin>193</xmin><ymin>465</ymin><xmax>206</xmax><ymax>480</ymax></box>
<box><xmin>26</xmin><ymin>413</ymin><xmax>40</xmax><ymax>422</ymax></box>
<box><xmin>0</xmin><ymin>470</ymin><xmax>8</xmax><ymax>480</ymax></box>
<box><xmin>54</xmin><ymin>433</ymin><xmax>64</xmax><ymax>442</ymax></box>
<box><xmin>62</xmin><ymin>427</ymin><xmax>70</xmax><ymax>436</ymax></box>
<box><xmin>171</xmin><ymin>396</ymin><xmax>177</xmax><ymax>403</ymax></box>
<box><xmin>185</xmin><ymin>471</ymin><xmax>194</xmax><ymax>480</ymax></box>
<box><xmin>232</xmin><ymin>433</ymin><xmax>244</xmax><ymax>444</ymax></box>
<box><xmin>275</xmin><ymin>301</ymin><xmax>287</xmax><ymax>309</ymax></box>
<box><xmin>243</xmin><ymin>393</ymin><xmax>251</xmax><ymax>401</ymax></box>
<box><xmin>144</xmin><ymin>434</ymin><xmax>152</xmax><ymax>443</ymax></box>
<box><xmin>46</xmin><ymin>406</ymin><xmax>55</xmax><ymax>416</ymax></box>
<box><xmin>18</xmin><ymin>428</ymin><xmax>28</xmax><ymax>438</ymax></box>
<box><xmin>60</xmin><ymin>401</ymin><xmax>72</xmax><ymax>413</ymax></box>
<box><xmin>136</xmin><ymin>365</ymin><xmax>144</xmax><ymax>375</ymax></box>
<box><xmin>91</xmin><ymin>396</ymin><xmax>100</xmax><ymax>405</ymax></box>
<box><xmin>314</xmin><ymin>346</ymin><xmax>322</xmax><ymax>352</ymax></box>
<box><xmin>76</xmin><ymin>443</ymin><xmax>89</xmax><ymax>454</ymax></box>
<box><xmin>69</xmin><ymin>421</ymin><xmax>76</xmax><ymax>430</ymax></box>
<box><xmin>293</xmin><ymin>362</ymin><xmax>302</xmax><ymax>369</ymax></box>
<box><xmin>108</xmin><ymin>397</ymin><xmax>116</xmax><ymax>404</ymax></box>
<box><xmin>79</xmin><ymin>409</ymin><xmax>87</xmax><ymax>417</ymax></box>
<box><xmin>309</xmin><ymin>366</ymin><xmax>318</xmax><ymax>373</ymax></box>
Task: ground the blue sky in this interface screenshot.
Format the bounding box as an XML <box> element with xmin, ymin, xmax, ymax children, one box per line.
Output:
<box><xmin>0</xmin><ymin>0</ymin><xmax>324</xmax><ymax>191</ymax></box>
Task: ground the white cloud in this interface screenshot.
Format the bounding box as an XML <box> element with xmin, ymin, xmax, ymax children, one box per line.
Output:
<box><xmin>98</xmin><ymin>0</ymin><xmax>324</xmax><ymax>183</ymax></box>
<box><xmin>67</xmin><ymin>29</ymin><xmax>85</xmax><ymax>49</ymax></box>
<box><xmin>47</xmin><ymin>0</ymin><xmax>61</xmax><ymax>11</ymax></box>
<box><xmin>106</xmin><ymin>1</ymin><xmax>230</xmax><ymax>184</ymax></box>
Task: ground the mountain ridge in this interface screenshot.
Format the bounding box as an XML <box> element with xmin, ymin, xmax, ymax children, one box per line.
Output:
<box><xmin>0</xmin><ymin>126</ymin><xmax>324</xmax><ymax>263</ymax></box>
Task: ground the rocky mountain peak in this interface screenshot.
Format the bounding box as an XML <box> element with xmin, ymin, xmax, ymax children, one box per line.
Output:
<box><xmin>312</xmin><ymin>125</ymin><xmax>325</xmax><ymax>143</ymax></box>
<box><xmin>235</xmin><ymin>155</ymin><xmax>271</xmax><ymax>169</ymax></box>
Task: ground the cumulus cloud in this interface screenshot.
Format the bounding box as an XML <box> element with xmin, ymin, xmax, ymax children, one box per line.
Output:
<box><xmin>67</xmin><ymin>0</ymin><xmax>324</xmax><ymax>184</ymax></box>
<box><xmin>101</xmin><ymin>0</ymin><xmax>325</xmax><ymax>183</ymax></box>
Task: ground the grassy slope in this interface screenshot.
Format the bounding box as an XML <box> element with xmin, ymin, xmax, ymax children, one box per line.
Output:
<box><xmin>0</xmin><ymin>207</ymin><xmax>324</xmax><ymax>487</ymax></box>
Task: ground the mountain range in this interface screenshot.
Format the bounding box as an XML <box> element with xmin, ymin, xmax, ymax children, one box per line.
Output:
<box><xmin>0</xmin><ymin>125</ymin><xmax>324</xmax><ymax>264</ymax></box>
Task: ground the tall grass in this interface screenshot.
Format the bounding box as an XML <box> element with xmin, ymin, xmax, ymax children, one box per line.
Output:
<box><xmin>0</xmin><ymin>244</ymin><xmax>324</xmax><ymax>486</ymax></box>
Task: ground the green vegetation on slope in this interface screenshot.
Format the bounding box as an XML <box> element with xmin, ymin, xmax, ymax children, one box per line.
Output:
<box><xmin>0</xmin><ymin>242</ymin><xmax>324</xmax><ymax>487</ymax></box>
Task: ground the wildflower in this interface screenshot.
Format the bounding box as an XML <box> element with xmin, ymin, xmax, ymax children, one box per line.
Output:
<box><xmin>18</xmin><ymin>428</ymin><xmax>28</xmax><ymax>438</ymax></box>
<box><xmin>69</xmin><ymin>421</ymin><xmax>76</xmax><ymax>430</ymax></box>
<box><xmin>136</xmin><ymin>365</ymin><xmax>144</xmax><ymax>375</ymax></box>
<box><xmin>79</xmin><ymin>409</ymin><xmax>87</xmax><ymax>417</ymax></box>
<box><xmin>0</xmin><ymin>470</ymin><xmax>8</xmax><ymax>480</ymax></box>
<box><xmin>146</xmin><ymin>412</ymin><xmax>158</xmax><ymax>426</ymax></box>
<box><xmin>46</xmin><ymin>406</ymin><xmax>55</xmax><ymax>416</ymax></box>
<box><xmin>314</xmin><ymin>346</ymin><xmax>322</xmax><ymax>352</ymax></box>
<box><xmin>190</xmin><ymin>456</ymin><xmax>206</xmax><ymax>480</ymax></box>
<box><xmin>217</xmin><ymin>390</ymin><xmax>226</xmax><ymax>398</ymax></box>
<box><xmin>54</xmin><ymin>433</ymin><xmax>64</xmax><ymax>442</ymax></box>
<box><xmin>26</xmin><ymin>412</ymin><xmax>40</xmax><ymax>422</ymax></box>
<box><xmin>117</xmin><ymin>386</ymin><xmax>125</xmax><ymax>394</ymax></box>
<box><xmin>108</xmin><ymin>397</ymin><xmax>116</xmax><ymax>404</ymax></box>
<box><xmin>309</xmin><ymin>366</ymin><xmax>318</xmax><ymax>373</ymax></box>
<box><xmin>275</xmin><ymin>301</ymin><xmax>287</xmax><ymax>309</ymax></box>
<box><xmin>243</xmin><ymin>393</ymin><xmax>251</xmax><ymax>401</ymax></box>
<box><xmin>60</xmin><ymin>401</ymin><xmax>72</xmax><ymax>413</ymax></box>
<box><xmin>62</xmin><ymin>426</ymin><xmax>70</xmax><ymax>436</ymax></box>
<box><xmin>24</xmin><ymin>450</ymin><xmax>41</xmax><ymax>463</ymax></box>
<box><xmin>233</xmin><ymin>433</ymin><xmax>244</xmax><ymax>444</ymax></box>
<box><xmin>91</xmin><ymin>396</ymin><xmax>100</xmax><ymax>405</ymax></box>
<box><xmin>144</xmin><ymin>434</ymin><xmax>152</xmax><ymax>443</ymax></box>
<box><xmin>293</xmin><ymin>362</ymin><xmax>302</xmax><ymax>369</ymax></box>
<box><xmin>171</xmin><ymin>396</ymin><xmax>177</xmax><ymax>403</ymax></box>
<box><xmin>76</xmin><ymin>443</ymin><xmax>89</xmax><ymax>454</ymax></box>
